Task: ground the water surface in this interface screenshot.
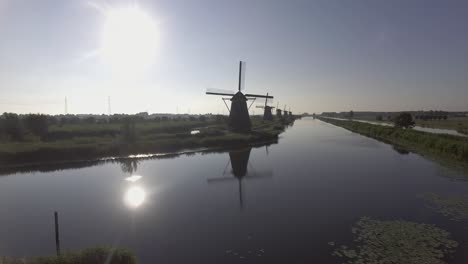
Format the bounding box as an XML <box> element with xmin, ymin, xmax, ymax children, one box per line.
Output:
<box><xmin>1</xmin><ymin>118</ymin><xmax>468</xmax><ymax>263</ymax></box>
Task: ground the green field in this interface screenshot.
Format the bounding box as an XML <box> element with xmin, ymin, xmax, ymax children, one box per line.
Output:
<box><xmin>416</xmin><ymin>117</ymin><xmax>468</xmax><ymax>135</ymax></box>
<box><xmin>0</xmin><ymin>116</ymin><xmax>297</xmax><ymax>167</ymax></box>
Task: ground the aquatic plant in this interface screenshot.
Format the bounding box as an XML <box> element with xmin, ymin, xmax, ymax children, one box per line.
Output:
<box><xmin>1</xmin><ymin>247</ymin><xmax>136</xmax><ymax>264</ymax></box>
<box><xmin>423</xmin><ymin>193</ymin><xmax>468</xmax><ymax>221</ymax></box>
<box><xmin>332</xmin><ymin>217</ymin><xmax>458</xmax><ymax>264</ymax></box>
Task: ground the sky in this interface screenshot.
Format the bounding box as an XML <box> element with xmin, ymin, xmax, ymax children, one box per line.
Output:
<box><xmin>1</xmin><ymin>0</ymin><xmax>468</xmax><ymax>115</ymax></box>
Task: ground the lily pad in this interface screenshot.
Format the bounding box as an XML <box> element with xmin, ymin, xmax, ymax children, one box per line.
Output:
<box><xmin>423</xmin><ymin>193</ymin><xmax>468</xmax><ymax>221</ymax></box>
<box><xmin>332</xmin><ymin>217</ymin><xmax>458</xmax><ymax>264</ymax></box>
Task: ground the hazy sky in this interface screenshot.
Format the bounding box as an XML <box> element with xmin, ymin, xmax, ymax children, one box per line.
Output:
<box><xmin>1</xmin><ymin>0</ymin><xmax>468</xmax><ymax>115</ymax></box>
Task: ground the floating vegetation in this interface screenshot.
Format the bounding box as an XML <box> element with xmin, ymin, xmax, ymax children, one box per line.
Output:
<box><xmin>332</xmin><ymin>217</ymin><xmax>458</xmax><ymax>264</ymax></box>
<box><xmin>423</xmin><ymin>193</ymin><xmax>468</xmax><ymax>221</ymax></box>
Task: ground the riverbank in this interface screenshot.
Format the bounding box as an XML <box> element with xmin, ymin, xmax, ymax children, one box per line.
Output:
<box><xmin>0</xmin><ymin>116</ymin><xmax>299</xmax><ymax>168</ymax></box>
<box><xmin>318</xmin><ymin>117</ymin><xmax>468</xmax><ymax>173</ymax></box>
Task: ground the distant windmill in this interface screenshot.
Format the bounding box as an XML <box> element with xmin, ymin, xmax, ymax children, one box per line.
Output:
<box><xmin>255</xmin><ymin>93</ymin><xmax>275</xmax><ymax>121</ymax></box>
<box><xmin>276</xmin><ymin>102</ymin><xmax>282</xmax><ymax>118</ymax></box>
<box><xmin>207</xmin><ymin>147</ymin><xmax>272</xmax><ymax>209</ymax></box>
<box><xmin>206</xmin><ymin>61</ymin><xmax>273</xmax><ymax>132</ymax></box>
<box><xmin>283</xmin><ymin>104</ymin><xmax>288</xmax><ymax>117</ymax></box>
<box><xmin>289</xmin><ymin>106</ymin><xmax>292</xmax><ymax>116</ymax></box>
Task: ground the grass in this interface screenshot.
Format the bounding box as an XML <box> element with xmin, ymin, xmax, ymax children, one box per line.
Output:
<box><xmin>318</xmin><ymin>117</ymin><xmax>468</xmax><ymax>173</ymax></box>
<box><xmin>416</xmin><ymin>117</ymin><xmax>468</xmax><ymax>135</ymax></box>
<box><xmin>0</xmin><ymin>116</ymin><xmax>298</xmax><ymax>167</ymax></box>
<box><xmin>0</xmin><ymin>247</ymin><xmax>136</xmax><ymax>264</ymax></box>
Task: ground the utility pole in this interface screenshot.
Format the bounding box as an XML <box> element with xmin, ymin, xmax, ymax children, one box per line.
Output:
<box><xmin>65</xmin><ymin>97</ymin><xmax>68</xmax><ymax>115</ymax></box>
<box><xmin>108</xmin><ymin>96</ymin><xmax>111</xmax><ymax>116</ymax></box>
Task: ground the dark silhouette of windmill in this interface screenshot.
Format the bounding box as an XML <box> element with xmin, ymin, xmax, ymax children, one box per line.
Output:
<box><xmin>207</xmin><ymin>147</ymin><xmax>272</xmax><ymax>209</ymax></box>
<box><xmin>288</xmin><ymin>107</ymin><xmax>292</xmax><ymax>116</ymax></box>
<box><xmin>206</xmin><ymin>61</ymin><xmax>273</xmax><ymax>132</ymax></box>
<box><xmin>255</xmin><ymin>93</ymin><xmax>275</xmax><ymax>121</ymax></box>
<box><xmin>276</xmin><ymin>102</ymin><xmax>282</xmax><ymax>118</ymax></box>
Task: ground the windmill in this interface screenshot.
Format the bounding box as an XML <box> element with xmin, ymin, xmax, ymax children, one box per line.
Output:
<box><xmin>255</xmin><ymin>93</ymin><xmax>275</xmax><ymax>121</ymax></box>
<box><xmin>276</xmin><ymin>102</ymin><xmax>282</xmax><ymax>118</ymax></box>
<box><xmin>283</xmin><ymin>104</ymin><xmax>289</xmax><ymax>117</ymax></box>
<box><xmin>289</xmin><ymin>107</ymin><xmax>292</xmax><ymax>116</ymax></box>
<box><xmin>206</xmin><ymin>61</ymin><xmax>273</xmax><ymax>132</ymax></box>
<box><xmin>207</xmin><ymin>147</ymin><xmax>272</xmax><ymax>209</ymax></box>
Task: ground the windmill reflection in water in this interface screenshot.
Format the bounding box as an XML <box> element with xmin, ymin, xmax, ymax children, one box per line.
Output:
<box><xmin>207</xmin><ymin>146</ymin><xmax>273</xmax><ymax>209</ymax></box>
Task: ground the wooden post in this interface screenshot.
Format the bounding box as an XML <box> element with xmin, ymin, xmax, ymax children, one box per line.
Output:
<box><xmin>54</xmin><ymin>211</ymin><xmax>61</xmax><ymax>256</ymax></box>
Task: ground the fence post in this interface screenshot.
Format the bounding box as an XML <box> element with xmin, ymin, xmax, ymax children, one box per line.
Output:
<box><xmin>54</xmin><ymin>211</ymin><xmax>61</xmax><ymax>256</ymax></box>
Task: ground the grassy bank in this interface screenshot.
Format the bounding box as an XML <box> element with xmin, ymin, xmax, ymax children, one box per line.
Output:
<box><xmin>318</xmin><ymin>117</ymin><xmax>468</xmax><ymax>173</ymax></box>
<box><xmin>415</xmin><ymin>117</ymin><xmax>468</xmax><ymax>135</ymax></box>
<box><xmin>0</xmin><ymin>116</ymin><xmax>298</xmax><ymax>167</ymax></box>
<box><xmin>1</xmin><ymin>247</ymin><xmax>136</xmax><ymax>264</ymax></box>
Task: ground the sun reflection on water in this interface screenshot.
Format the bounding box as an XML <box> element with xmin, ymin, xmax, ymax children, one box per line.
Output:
<box><xmin>124</xmin><ymin>186</ymin><xmax>146</xmax><ymax>208</ymax></box>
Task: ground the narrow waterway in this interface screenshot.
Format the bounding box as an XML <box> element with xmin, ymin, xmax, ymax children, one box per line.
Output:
<box><xmin>1</xmin><ymin>118</ymin><xmax>467</xmax><ymax>263</ymax></box>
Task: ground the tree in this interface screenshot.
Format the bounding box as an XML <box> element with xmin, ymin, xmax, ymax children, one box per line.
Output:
<box><xmin>376</xmin><ymin>115</ymin><xmax>383</xmax><ymax>121</ymax></box>
<box><xmin>349</xmin><ymin>110</ymin><xmax>354</xmax><ymax>119</ymax></box>
<box><xmin>1</xmin><ymin>113</ymin><xmax>24</xmax><ymax>141</ymax></box>
<box><xmin>394</xmin><ymin>112</ymin><xmax>415</xmax><ymax>128</ymax></box>
<box><xmin>24</xmin><ymin>114</ymin><xmax>49</xmax><ymax>139</ymax></box>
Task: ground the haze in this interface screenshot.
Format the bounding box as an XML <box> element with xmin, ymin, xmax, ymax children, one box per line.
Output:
<box><xmin>1</xmin><ymin>0</ymin><xmax>467</xmax><ymax>115</ymax></box>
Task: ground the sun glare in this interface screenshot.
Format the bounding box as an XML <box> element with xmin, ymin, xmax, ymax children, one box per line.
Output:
<box><xmin>99</xmin><ymin>6</ymin><xmax>158</xmax><ymax>74</ymax></box>
<box><xmin>124</xmin><ymin>186</ymin><xmax>146</xmax><ymax>208</ymax></box>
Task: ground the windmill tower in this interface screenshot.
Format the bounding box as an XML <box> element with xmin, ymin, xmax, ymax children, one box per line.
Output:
<box><xmin>206</xmin><ymin>61</ymin><xmax>273</xmax><ymax>132</ymax></box>
<box><xmin>255</xmin><ymin>93</ymin><xmax>275</xmax><ymax>121</ymax></box>
<box><xmin>276</xmin><ymin>102</ymin><xmax>282</xmax><ymax>118</ymax></box>
<box><xmin>284</xmin><ymin>105</ymin><xmax>288</xmax><ymax>117</ymax></box>
<box><xmin>289</xmin><ymin>107</ymin><xmax>292</xmax><ymax>116</ymax></box>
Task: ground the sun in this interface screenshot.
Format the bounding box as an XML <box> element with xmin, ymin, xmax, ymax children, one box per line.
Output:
<box><xmin>99</xmin><ymin>5</ymin><xmax>158</xmax><ymax>74</ymax></box>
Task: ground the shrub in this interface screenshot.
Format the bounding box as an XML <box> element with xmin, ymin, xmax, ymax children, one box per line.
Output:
<box><xmin>394</xmin><ymin>112</ymin><xmax>415</xmax><ymax>128</ymax></box>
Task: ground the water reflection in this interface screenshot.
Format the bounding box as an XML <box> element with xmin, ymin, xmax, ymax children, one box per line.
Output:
<box><xmin>125</xmin><ymin>175</ymin><xmax>142</xmax><ymax>182</ymax></box>
<box><xmin>208</xmin><ymin>147</ymin><xmax>272</xmax><ymax>209</ymax></box>
<box><xmin>392</xmin><ymin>145</ymin><xmax>410</xmax><ymax>155</ymax></box>
<box><xmin>119</xmin><ymin>158</ymin><xmax>139</xmax><ymax>175</ymax></box>
<box><xmin>124</xmin><ymin>186</ymin><xmax>146</xmax><ymax>208</ymax></box>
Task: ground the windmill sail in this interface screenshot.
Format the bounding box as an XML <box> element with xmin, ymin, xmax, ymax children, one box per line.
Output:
<box><xmin>239</xmin><ymin>61</ymin><xmax>246</xmax><ymax>91</ymax></box>
<box><xmin>206</xmin><ymin>88</ymin><xmax>236</xmax><ymax>96</ymax></box>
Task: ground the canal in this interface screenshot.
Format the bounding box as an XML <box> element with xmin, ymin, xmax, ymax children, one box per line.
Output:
<box><xmin>1</xmin><ymin>118</ymin><xmax>467</xmax><ymax>263</ymax></box>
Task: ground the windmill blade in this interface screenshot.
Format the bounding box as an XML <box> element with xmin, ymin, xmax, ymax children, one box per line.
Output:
<box><xmin>245</xmin><ymin>93</ymin><xmax>274</xmax><ymax>99</ymax></box>
<box><xmin>207</xmin><ymin>88</ymin><xmax>236</xmax><ymax>96</ymax></box>
<box><xmin>245</xmin><ymin>170</ymin><xmax>273</xmax><ymax>179</ymax></box>
<box><xmin>207</xmin><ymin>177</ymin><xmax>236</xmax><ymax>183</ymax></box>
<box><xmin>239</xmin><ymin>61</ymin><xmax>246</xmax><ymax>91</ymax></box>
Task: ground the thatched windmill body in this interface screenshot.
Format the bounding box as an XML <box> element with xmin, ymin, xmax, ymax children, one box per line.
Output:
<box><xmin>206</xmin><ymin>61</ymin><xmax>273</xmax><ymax>132</ymax></box>
<box><xmin>255</xmin><ymin>93</ymin><xmax>275</xmax><ymax>121</ymax></box>
<box><xmin>276</xmin><ymin>102</ymin><xmax>282</xmax><ymax>118</ymax></box>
